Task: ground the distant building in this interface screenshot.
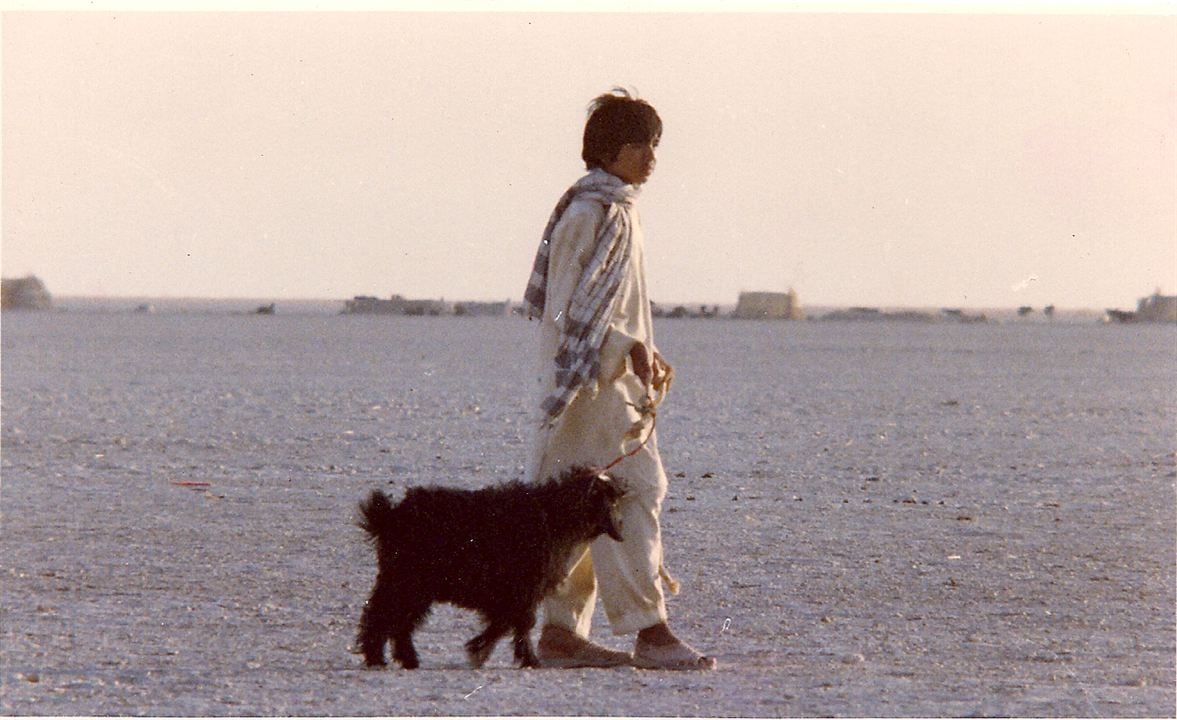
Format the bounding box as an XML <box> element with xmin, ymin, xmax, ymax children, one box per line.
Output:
<box><xmin>819</xmin><ymin>307</ymin><xmax>986</xmax><ymax>323</ymax></box>
<box><xmin>1104</xmin><ymin>290</ymin><xmax>1177</xmax><ymax>324</ymax></box>
<box><xmin>1136</xmin><ymin>291</ymin><xmax>1177</xmax><ymax>323</ymax></box>
<box><xmin>821</xmin><ymin>306</ymin><xmax>933</xmax><ymax>322</ymax></box>
<box><xmin>651</xmin><ymin>303</ymin><xmax>720</xmax><ymax>319</ymax></box>
<box><xmin>939</xmin><ymin>308</ymin><xmax>988</xmax><ymax>324</ymax></box>
<box><xmin>343</xmin><ymin>295</ymin><xmax>397</xmax><ymax>315</ymax></box>
<box><xmin>1</xmin><ymin>275</ymin><xmax>52</xmax><ymax>310</ymax></box>
<box><xmin>732</xmin><ymin>290</ymin><xmax>803</xmax><ymax>320</ymax></box>
<box><xmin>342</xmin><ymin>294</ymin><xmax>450</xmax><ymax>316</ymax></box>
<box><xmin>453</xmin><ymin>300</ymin><xmax>511</xmax><ymax>317</ymax></box>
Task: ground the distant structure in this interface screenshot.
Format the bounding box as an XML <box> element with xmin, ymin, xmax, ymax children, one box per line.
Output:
<box><xmin>819</xmin><ymin>306</ymin><xmax>891</xmax><ymax>322</ymax></box>
<box><xmin>343</xmin><ymin>294</ymin><xmax>450</xmax><ymax>316</ymax></box>
<box><xmin>1</xmin><ymin>275</ymin><xmax>53</xmax><ymax>310</ymax></box>
<box><xmin>732</xmin><ymin>290</ymin><xmax>803</xmax><ymax>320</ymax></box>
<box><xmin>454</xmin><ymin>300</ymin><xmax>511</xmax><ymax>317</ymax></box>
<box><xmin>821</xmin><ymin>307</ymin><xmax>929</xmax><ymax>322</ymax></box>
<box><xmin>1105</xmin><ymin>290</ymin><xmax>1177</xmax><ymax>324</ymax></box>
<box><xmin>938</xmin><ymin>308</ymin><xmax>988</xmax><ymax>324</ymax></box>
<box><xmin>820</xmin><ymin>307</ymin><xmax>986</xmax><ymax>323</ymax></box>
<box><xmin>343</xmin><ymin>295</ymin><xmax>513</xmax><ymax>317</ymax></box>
<box><xmin>1014</xmin><ymin>305</ymin><xmax>1056</xmax><ymax>321</ymax></box>
<box><xmin>652</xmin><ymin>303</ymin><xmax>720</xmax><ymax>319</ymax></box>
<box><xmin>1136</xmin><ymin>291</ymin><xmax>1177</xmax><ymax>322</ymax></box>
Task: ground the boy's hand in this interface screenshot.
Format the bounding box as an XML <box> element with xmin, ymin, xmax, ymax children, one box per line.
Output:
<box><xmin>629</xmin><ymin>343</ymin><xmax>674</xmax><ymax>392</ymax></box>
<box><xmin>629</xmin><ymin>342</ymin><xmax>653</xmax><ymax>386</ymax></box>
<box><xmin>652</xmin><ymin>351</ymin><xmax>674</xmax><ymax>393</ymax></box>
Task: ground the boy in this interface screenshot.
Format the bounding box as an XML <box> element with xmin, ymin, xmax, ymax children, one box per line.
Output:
<box><xmin>522</xmin><ymin>89</ymin><xmax>716</xmax><ymax>671</ymax></box>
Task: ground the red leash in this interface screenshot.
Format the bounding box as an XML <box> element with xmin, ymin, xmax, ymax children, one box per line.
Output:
<box><xmin>601</xmin><ymin>412</ymin><xmax>657</xmax><ymax>471</ymax></box>
<box><xmin>599</xmin><ymin>381</ymin><xmax>668</xmax><ymax>472</ymax></box>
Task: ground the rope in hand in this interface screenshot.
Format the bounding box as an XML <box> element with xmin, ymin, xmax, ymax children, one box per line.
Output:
<box><xmin>601</xmin><ymin>367</ymin><xmax>672</xmax><ymax>472</ymax></box>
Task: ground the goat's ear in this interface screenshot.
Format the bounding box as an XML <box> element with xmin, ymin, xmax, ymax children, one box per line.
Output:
<box><xmin>596</xmin><ymin>473</ymin><xmax>628</xmax><ymax>499</ymax></box>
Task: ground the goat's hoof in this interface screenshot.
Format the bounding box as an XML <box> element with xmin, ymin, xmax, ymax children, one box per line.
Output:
<box><xmin>466</xmin><ymin>650</ymin><xmax>491</xmax><ymax>669</ymax></box>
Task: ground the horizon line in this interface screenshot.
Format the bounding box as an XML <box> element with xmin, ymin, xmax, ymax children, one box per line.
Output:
<box><xmin>45</xmin><ymin>292</ymin><xmax>1138</xmax><ymax>313</ymax></box>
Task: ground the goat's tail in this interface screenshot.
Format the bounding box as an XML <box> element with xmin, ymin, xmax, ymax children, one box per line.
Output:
<box><xmin>357</xmin><ymin>489</ymin><xmax>397</xmax><ymax>542</ymax></box>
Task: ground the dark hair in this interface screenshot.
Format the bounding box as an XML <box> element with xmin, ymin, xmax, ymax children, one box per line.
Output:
<box><xmin>581</xmin><ymin>88</ymin><xmax>662</xmax><ymax>170</ymax></box>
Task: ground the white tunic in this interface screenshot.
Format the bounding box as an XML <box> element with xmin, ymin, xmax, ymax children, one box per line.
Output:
<box><xmin>526</xmin><ymin>193</ymin><xmax>661</xmax><ymax>480</ymax></box>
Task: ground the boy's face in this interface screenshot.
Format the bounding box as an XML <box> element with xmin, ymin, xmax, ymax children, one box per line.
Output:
<box><xmin>605</xmin><ymin>137</ymin><xmax>659</xmax><ymax>185</ymax></box>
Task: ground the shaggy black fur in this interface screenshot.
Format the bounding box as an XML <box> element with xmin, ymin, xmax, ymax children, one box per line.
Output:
<box><xmin>355</xmin><ymin>465</ymin><xmax>626</xmax><ymax>669</ymax></box>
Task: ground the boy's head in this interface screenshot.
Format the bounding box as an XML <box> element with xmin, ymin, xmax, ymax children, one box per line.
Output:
<box><xmin>582</xmin><ymin>89</ymin><xmax>662</xmax><ymax>172</ymax></box>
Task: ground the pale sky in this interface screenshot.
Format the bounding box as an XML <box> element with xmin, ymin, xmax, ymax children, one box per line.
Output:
<box><xmin>2</xmin><ymin>5</ymin><xmax>1175</xmax><ymax>309</ymax></box>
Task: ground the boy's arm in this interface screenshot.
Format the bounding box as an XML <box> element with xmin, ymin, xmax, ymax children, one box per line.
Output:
<box><xmin>544</xmin><ymin>202</ymin><xmax>604</xmax><ymax>329</ymax></box>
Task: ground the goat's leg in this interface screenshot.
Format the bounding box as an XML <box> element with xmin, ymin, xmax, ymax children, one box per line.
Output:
<box><xmin>511</xmin><ymin>608</ymin><xmax>540</xmax><ymax>668</ymax></box>
<box><xmin>388</xmin><ymin>593</ymin><xmax>432</xmax><ymax>670</ymax></box>
<box><xmin>356</xmin><ymin>575</ymin><xmax>397</xmax><ymax>667</ymax></box>
<box><xmin>465</xmin><ymin>619</ymin><xmax>510</xmax><ymax>669</ymax></box>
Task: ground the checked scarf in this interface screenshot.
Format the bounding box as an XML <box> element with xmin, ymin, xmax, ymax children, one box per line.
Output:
<box><xmin>523</xmin><ymin>169</ymin><xmax>640</xmax><ymax>424</ymax></box>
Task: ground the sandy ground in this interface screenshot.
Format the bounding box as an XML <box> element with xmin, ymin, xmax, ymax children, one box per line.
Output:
<box><xmin>1</xmin><ymin>313</ymin><xmax>1174</xmax><ymax>717</ymax></box>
